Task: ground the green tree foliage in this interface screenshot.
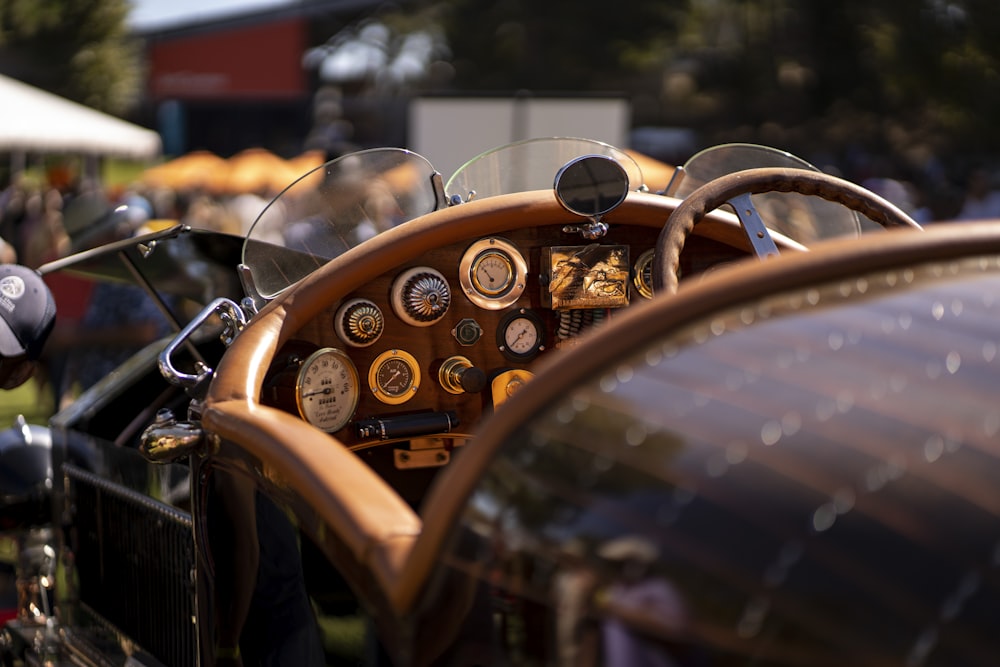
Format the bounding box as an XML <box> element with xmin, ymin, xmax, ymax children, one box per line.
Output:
<box><xmin>0</xmin><ymin>0</ymin><xmax>141</xmax><ymax>115</ymax></box>
<box><xmin>421</xmin><ymin>0</ymin><xmax>1000</xmax><ymax>173</ymax></box>
<box><xmin>436</xmin><ymin>0</ymin><xmax>689</xmax><ymax>93</ymax></box>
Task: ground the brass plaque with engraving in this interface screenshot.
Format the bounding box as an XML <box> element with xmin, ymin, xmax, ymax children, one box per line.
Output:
<box><xmin>543</xmin><ymin>244</ymin><xmax>630</xmax><ymax>310</ymax></box>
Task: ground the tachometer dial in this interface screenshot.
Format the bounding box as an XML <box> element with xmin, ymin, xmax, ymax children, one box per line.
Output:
<box><xmin>295</xmin><ymin>347</ymin><xmax>360</xmax><ymax>432</ymax></box>
<box><xmin>460</xmin><ymin>237</ymin><xmax>527</xmax><ymax>309</ymax></box>
<box><xmin>497</xmin><ymin>308</ymin><xmax>545</xmax><ymax>362</ymax></box>
<box><xmin>369</xmin><ymin>349</ymin><xmax>421</xmax><ymax>405</ymax></box>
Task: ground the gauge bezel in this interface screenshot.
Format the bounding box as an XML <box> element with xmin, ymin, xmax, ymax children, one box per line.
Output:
<box><xmin>632</xmin><ymin>248</ymin><xmax>655</xmax><ymax>299</ymax></box>
<box><xmin>459</xmin><ymin>237</ymin><xmax>528</xmax><ymax>310</ymax></box>
<box><xmin>368</xmin><ymin>348</ymin><xmax>421</xmax><ymax>405</ymax></box>
<box><xmin>390</xmin><ymin>266</ymin><xmax>451</xmax><ymax>327</ymax></box>
<box><xmin>497</xmin><ymin>308</ymin><xmax>546</xmax><ymax>362</ymax></box>
<box><xmin>334</xmin><ymin>297</ymin><xmax>385</xmax><ymax>347</ymax></box>
<box><xmin>294</xmin><ymin>347</ymin><xmax>360</xmax><ymax>432</ymax></box>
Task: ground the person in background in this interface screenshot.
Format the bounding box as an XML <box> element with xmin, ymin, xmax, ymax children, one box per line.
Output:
<box><xmin>955</xmin><ymin>167</ymin><xmax>1000</xmax><ymax>221</ymax></box>
<box><xmin>0</xmin><ymin>265</ymin><xmax>56</xmax><ymax>390</ymax></box>
<box><xmin>54</xmin><ymin>196</ymin><xmax>173</xmax><ymax>406</ymax></box>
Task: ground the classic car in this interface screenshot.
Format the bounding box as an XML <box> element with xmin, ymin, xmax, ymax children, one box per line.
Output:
<box><xmin>7</xmin><ymin>135</ymin><xmax>997</xmax><ymax>666</ymax></box>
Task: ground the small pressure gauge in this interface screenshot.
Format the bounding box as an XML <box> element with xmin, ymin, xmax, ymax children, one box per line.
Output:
<box><xmin>497</xmin><ymin>308</ymin><xmax>545</xmax><ymax>362</ymax></box>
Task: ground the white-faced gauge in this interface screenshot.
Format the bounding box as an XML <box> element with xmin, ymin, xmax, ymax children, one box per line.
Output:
<box><xmin>369</xmin><ymin>349</ymin><xmax>421</xmax><ymax>405</ymax></box>
<box><xmin>497</xmin><ymin>308</ymin><xmax>545</xmax><ymax>362</ymax></box>
<box><xmin>295</xmin><ymin>347</ymin><xmax>360</xmax><ymax>432</ymax></box>
<box><xmin>459</xmin><ymin>237</ymin><xmax>527</xmax><ymax>309</ymax></box>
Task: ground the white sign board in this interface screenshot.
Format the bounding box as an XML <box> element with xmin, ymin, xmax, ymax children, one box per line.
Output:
<box><xmin>409</xmin><ymin>96</ymin><xmax>630</xmax><ymax>179</ymax></box>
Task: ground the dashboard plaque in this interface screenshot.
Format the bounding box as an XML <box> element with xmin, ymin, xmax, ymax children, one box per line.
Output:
<box><xmin>544</xmin><ymin>244</ymin><xmax>630</xmax><ymax>310</ymax></box>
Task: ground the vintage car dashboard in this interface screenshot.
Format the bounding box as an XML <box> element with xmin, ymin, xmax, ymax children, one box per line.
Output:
<box><xmin>256</xmin><ymin>213</ymin><xmax>753</xmax><ymax>456</ymax></box>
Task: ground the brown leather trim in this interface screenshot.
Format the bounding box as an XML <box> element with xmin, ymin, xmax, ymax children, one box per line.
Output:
<box><xmin>201</xmin><ymin>399</ymin><xmax>420</xmax><ymax>593</ymax></box>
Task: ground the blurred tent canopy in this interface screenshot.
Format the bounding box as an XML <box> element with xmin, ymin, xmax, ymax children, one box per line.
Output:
<box><xmin>0</xmin><ymin>74</ymin><xmax>161</xmax><ymax>160</ymax></box>
<box><xmin>142</xmin><ymin>148</ymin><xmax>325</xmax><ymax>195</ymax></box>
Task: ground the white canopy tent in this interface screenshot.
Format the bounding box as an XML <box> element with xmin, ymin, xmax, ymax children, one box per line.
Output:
<box><xmin>0</xmin><ymin>74</ymin><xmax>161</xmax><ymax>160</ymax></box>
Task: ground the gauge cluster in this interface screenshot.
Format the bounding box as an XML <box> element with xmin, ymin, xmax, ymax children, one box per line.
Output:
<box><xmin>262</xmin><ymin>224</ymin><xmax>734</xmax><ymax>447</ymax></box>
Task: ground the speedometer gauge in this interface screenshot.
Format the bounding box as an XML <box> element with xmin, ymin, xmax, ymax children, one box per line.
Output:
<box><xmin>295</xmin><ymin>347</ymin><xmax>360</xmax><ymax>432</ymax></box>
<box><xmin>460</xmin><ymin>237</ymin><xmax>527</xmax><ymax>309</ymax></box>
<box><xmin>369</xmin><ymin>349</ymin><xmax>421</xmax><ymax>405</ymax></box>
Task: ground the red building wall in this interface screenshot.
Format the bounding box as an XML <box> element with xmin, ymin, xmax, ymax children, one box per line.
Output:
<box><xmin>148</xmin><ymin>18</ymin><xmax>307</xmax><ymax>101</ymax></box>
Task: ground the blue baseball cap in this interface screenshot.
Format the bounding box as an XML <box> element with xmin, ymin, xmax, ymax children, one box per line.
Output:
<box><xmin>0</xmin><ymin>265</ymin><xmax>56</xmax><ymax>361</ymax></box>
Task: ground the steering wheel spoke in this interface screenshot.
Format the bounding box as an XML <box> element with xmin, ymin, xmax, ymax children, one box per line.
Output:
<box><xmin>727</xmin><ymin>192</ymin><xmax>780</xmax><ymax>259</ymax></box>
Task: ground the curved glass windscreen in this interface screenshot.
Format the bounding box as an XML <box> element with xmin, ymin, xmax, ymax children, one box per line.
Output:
<box><xmin>666</xmin><ymin>143</ymin><xmax>863</xmax><ymax>243</ymax></box>
<box><xmin>242</xmin><ymin>148</ymin><xmax>441</xmax><ymax>299</ymax></box>
<box><xmin>433</xmin><ymin>256</ymin><xmax>1000</xmax><ymax>665</ymax></box>
<box><xmin>446</xmin><ymin>137</ymin><xmax>644</xmax><ymax>202</ymax></box>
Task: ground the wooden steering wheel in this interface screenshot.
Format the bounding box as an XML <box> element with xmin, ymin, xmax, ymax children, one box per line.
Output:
<box><xmin>653</xmin><ymin>167</ymin><xmax>923</xmax><ymax>294</ymax></box>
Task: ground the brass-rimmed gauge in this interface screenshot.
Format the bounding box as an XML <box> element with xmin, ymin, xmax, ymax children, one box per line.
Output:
<box><xmin>497</xmin><ymin>308</ymin><xmax>545</xmax><ymax>362</ymax></box>
<box><xmin>632</xmin><ymin>248</ymin><xmax>655</xmax><ymax>299</ymax></box>
<box><xmin>472</xmin><ymin>250</ymin><xmax>513</xmax><ymax>296</ymax></box>
<box><xmin>295</xmin><ymin>347</ymin><xmax>360</xmax><ymax>432</ymax></box>
<box><xmin>369</xmin><ymin>349</ymin><xmax>420</xmax><ymax>405</ymax></box>
<box><xmin>459</xmin><ymin>237</ymin><xmax>527</xmax><ymax>310</ymax></box>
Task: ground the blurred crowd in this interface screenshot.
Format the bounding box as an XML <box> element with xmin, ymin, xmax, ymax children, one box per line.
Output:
<box><xmin>0</xmin><ymin>169</ymin><xmax>269</xmax><ymax>414</ymax></box>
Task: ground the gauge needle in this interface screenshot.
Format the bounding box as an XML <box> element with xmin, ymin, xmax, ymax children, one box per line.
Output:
<box><xmin>303</xmin><ymin>387</ymin><xmax>332</xmax><ymax>398</ymax></box>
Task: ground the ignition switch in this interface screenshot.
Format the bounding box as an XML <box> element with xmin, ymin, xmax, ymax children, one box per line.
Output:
<box><xmin>438</xmin><ymin>356</ymin><xmax>487</xmax><ymax>395</ymax></box>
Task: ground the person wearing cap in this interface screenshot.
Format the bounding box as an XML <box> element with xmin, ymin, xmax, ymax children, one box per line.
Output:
<box><xmin>0</xmin><ymin>264</ymin><xmax>56</xmax><ymax>390</ymax></box>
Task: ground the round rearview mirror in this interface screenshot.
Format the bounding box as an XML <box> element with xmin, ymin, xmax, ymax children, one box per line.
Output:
<box><xmin>554</xmin><ymin>155</ymin><xmax>630</xmax><ymax>218</ymax></box>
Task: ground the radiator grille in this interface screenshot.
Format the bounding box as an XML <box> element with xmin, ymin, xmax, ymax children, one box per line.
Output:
<box><xmin>66</xmin><ymin>464</ymin><xmax>197</xmax><ymax>667</ymax></box>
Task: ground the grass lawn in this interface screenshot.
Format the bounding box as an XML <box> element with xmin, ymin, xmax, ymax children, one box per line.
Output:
<box><xmin>0</xmin><ymin>377</ymin><xmax>55</xmax><ymax>430</ymax></box>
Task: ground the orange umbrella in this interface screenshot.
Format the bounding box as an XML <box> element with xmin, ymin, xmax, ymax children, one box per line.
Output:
<box><xmin>212</xmin><ymin>147</ymin><xmax>314</xmax><ymax>196</ymax></box>
<box><xmin>288</xmin><ymin>149</ymin><xmax>325</xmax><ymax>175</ymax></box>
<box><xmin>141</xmin><ymin>150</ymin><xmax>227</xmax><ymax>191</ymax></box>
<box><xmin>277</xmin><ymin>150</ymin><xmax>326</xmax><ymax>193</ymax></box>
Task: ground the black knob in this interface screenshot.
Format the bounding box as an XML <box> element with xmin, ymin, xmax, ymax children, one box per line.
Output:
<box><xmin>457</xmin><ymin>365</ymin><xmax>487</xmax><ymax>394</ymax></box>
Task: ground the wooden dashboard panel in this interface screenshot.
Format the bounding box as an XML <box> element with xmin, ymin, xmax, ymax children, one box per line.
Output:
<box><xmin>260</xmin><ymin>223</ymin><xmax>746</xmax><ymax>449</ymax></box>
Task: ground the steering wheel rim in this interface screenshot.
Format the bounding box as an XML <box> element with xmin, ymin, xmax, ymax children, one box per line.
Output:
<box><xmin>653</xmin><ymin>167</ymin><xmax>924</xmax><ymax>294</ymax></box>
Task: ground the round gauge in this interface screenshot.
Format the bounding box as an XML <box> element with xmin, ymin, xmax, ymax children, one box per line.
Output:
<box><xmin>294</xmin><ymin>347</ymin><xmax>360</xmax><ymax>432</ymax></box>
<box><xmin>335</xmin><ymin>298</ymin><xmax>384</xmax><ymax>347</ymax></box>
<box><xmin>391</xmin><ymin>266</ymin><xmax>451</xmax><ymax>327</ymax></box>
<box><xmin>632</xmin><ymin>248</ymin><xmax>655</xmax><ymax>299</ymax></box>
<box><xmin>369</xmin><ymin>349</ymin><xmax>421</xmax><ymax>405</ymax></box>
<box><xmin>497</xmin><ymin>308</ymin><xmax>545</xmax><ymax>362</ymax></box>
<box><xmin>472</xmin><ymin>250</ymin><xmax>513</xmax><ymax>296</ymax></box>
<box><xmin>459</xmin><ymin>237</ymin><xmax>527</xmax><ymax>309</ymax></box>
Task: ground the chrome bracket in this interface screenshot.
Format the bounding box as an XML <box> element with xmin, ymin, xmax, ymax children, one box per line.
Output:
<box><xmin>158</xmin><ymin>297</ymin><xmax>248</xmax><ymax>393</ymax></box>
